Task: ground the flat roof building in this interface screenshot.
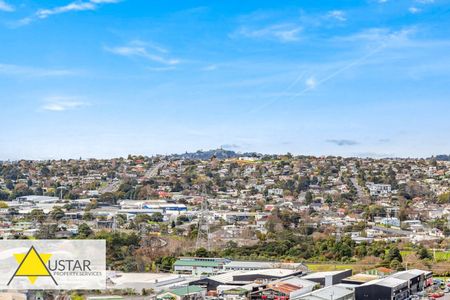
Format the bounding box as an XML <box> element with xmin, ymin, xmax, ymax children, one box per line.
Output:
<box><xmin>190</xmin><ymin>269</ymin><xmax>303</xmax><ymax>291</ymax></box>
<box><xmin>295</xmin><ymin>285</ymin><xmax>354</xmax><ymax>300</ymax></box>
<box><xmin>355</xmin><ymin>277</ymin><xmax>409</xmax><ymax>300</ymax></box>
<box><xmin>302</xmin><ymin>270</ymin><xmax>352</xmax><ymax>287</ymax></box>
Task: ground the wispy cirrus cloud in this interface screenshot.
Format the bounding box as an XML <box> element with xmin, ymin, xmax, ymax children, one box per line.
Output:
<box><xmin>0</xmin><ymin>63</ymin><xmax>77</xmax><ymax>77</ymax></box>
<box><xmin>0</xmin><ymin>0</ymin><xmax>14</xmax><ymax>12</ymax></box>
<box><xmin>232</xmin><ymin>23</ymin><xmax>302</xmax><ymax>42</ymax></box>
<box><xmin>36</xmin><ymin>2</ymin><xmax>96</xmax><ymax>19</ymax></box>
<box><xmin>41</xmin><ymin>97</ymin><xmax>90</xmax><ymax>112</ymax></box>
<box><xmin>232</xmin><ymin>9</ymin><xmax>348</xmax><ymax>44</ymax></box>
<box><xmin>105</xmin><ymin>40</ymin><xmax>180</xmax><ymax>65</ymax></box>
<box><xmin>335</xmin><ymin>27</ymin><xmax>415</xmax><ymax>46</ymax></box>
<box><xmin>15</xmin><ymin>0</ymin><xmax>121</xmax><ymax>26</ymax></box>
<box><xmin>326</xmin><ymin>139</ymin><xmax>359</xmax><ymax>146</ymax></box>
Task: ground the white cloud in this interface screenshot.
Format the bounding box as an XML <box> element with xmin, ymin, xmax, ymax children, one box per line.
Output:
<box><xmin>41</xmin><ymin>97</ymin><xmax>89</xmax><ymax>112</ymax></box>
<box><xmin>0</xmin><ymin>63</ymin><xmax>76</xmax><ymax>77</ymax></box>
<box><xmin>409</xmin><ymin>7</ymin><xmax>421</xmax><ymax>14</ymax></box>
<box><xmin>13</xmin><ymin>18</ymin><xmax>33</xmax><ymax>27</ymax></box>
<box><xmin>37</xmin><ymin>2</ymin><xmax>96</xmax><ymax>19</ymax></box>
<box><xmin>336</xmin><ymin>27</ymin><xmax>415</xmax><ymax>47</ymax></box>
<box><xmin>0</xmin><ymin>0</ymin><xmax>14</xmax><ymax>12</ymax></box>
<box><xmin>305</xmin><ymin>76</ymin><xmax>317</xmax><ymax>89</ymax></box>
<box><xmin>90</xmin><ymin>0</ymin><xmax>120</xmax><ymax>3</ymax></box>
<box><xmin>16</xmin><ymin>0</ymin><xmax>121</xmax><ymax>25</ymax></box>
<box><xmin>233</xmin><ymin>23</ymin><xmax>302</xmax><ymax>42</ymax></box>
<box><xmin>327</xmin><ymin>10</ymin><xmax>347</xmax><ymax>22</ymax></box>
<box><xmin>105</xmin><ymin>41</ymin><xmax>179</xmax><ymax>65</ymax></box>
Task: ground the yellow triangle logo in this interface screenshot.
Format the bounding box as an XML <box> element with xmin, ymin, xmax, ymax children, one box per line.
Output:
<box><xmin>10</xmin><ymin>246</ymin><xmax>55</xmax><ymax>285</ymax></box>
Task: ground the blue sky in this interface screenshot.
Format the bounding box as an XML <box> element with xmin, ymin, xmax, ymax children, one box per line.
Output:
<box><xmin>1</xmin><ymin>0</ymin><xmax>450</xmax><ymax>159</ymax></box>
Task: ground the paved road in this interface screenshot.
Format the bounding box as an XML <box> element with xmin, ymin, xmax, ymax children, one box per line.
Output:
<box><xmin>372</xmin><ymin>225</ymin><xmax>411</xmax><ymax>236</ymax></box>
<box><xmin>350</xmin><ymin>177</ymin><xmax>369</xmax><ymax>204</ymax></box>
<box><xmin>145</xmin><ymin>161</ymin><xmax>167</xmax><ymax>178</ymax></box>
<box><xmin>100</xmin><ymin>180</ymin><xmax>121</xmax><ymax>194</ymax></box>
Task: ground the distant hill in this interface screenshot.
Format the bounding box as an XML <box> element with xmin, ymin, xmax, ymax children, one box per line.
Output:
<box><xmin>432</xmin><ymin>154</ymin><xmax>450</xmax><ymax>161</ymax></box>
<box><xmin>170</xmin><ymin>149</ymin><xmax>260</xmax><ymax>160</ymax></box>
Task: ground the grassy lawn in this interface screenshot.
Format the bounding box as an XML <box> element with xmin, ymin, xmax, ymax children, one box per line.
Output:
<box><xmin>400</xmin><ymin>250</ymin><xmax>450</xmax><ymax>262</ymax></box>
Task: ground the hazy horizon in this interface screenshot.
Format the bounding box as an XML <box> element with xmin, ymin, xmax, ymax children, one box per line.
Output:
<box><xmin>1</xmin><ymin>147</ymin><xmax>448</xmax><ymax>161</ymax></box>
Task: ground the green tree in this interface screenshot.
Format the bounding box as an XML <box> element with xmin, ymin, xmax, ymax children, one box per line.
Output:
<box><xmin>78</xmin><ymin>223</ymin><xmax>93</xmax><ymax>238</ymax></box>
<box><xmin>195</xmin><ymin>247</ymin><xmax>209</xmax><ymax>257</ymax></box>
<box><xmin>0</xmin><ymin>191</ymin><xmax>9</xmax><ymax>201</ymax></box>
<box><xmin>99</xmin><ymin>192</ymin><xmax>117</xmax><ymax>205</ymax></box>
<box><xmin>5</xmin><ymin>180</ymin><xmax>14</xmax><ymax>190</ymax></box>
<box><xmin>134</xmin><ymin>214</ymin><xmax>151</xmax><ymax>224</ymax></box>
<box><xmin>386</xmin><ymin>246</ymin><xmax>403</xmax><ymax>263</ymax></box>
<box><xmin>30</xmin><ymin>209</ymin><xmax>46</xmax><ymax>223</ymax></box>
<box><xmin>40</xmin><ymin>166</ymin><xmax>51</xmax><ymax>177</ymax></box>
<box><xmin>305</xmin><ymin>191</ymin><xmax>313</xmax><ymax>205</ymax></box>
<box><xmin>149</xmin><ymin>212</ymin><xmax>164</xmax><ymax>223</ymax></box>
<box><xmin>390</xmin><ymin>259</ymin><xmax>403</xmax><ymax>271</ymax></box>
<box><xmin>83</xmin><ymin>212</ymin><xmax>94</xmax><ymax>221</ymax></box>
<box><xmin>417</xmin><ymin>246</ymin><xmax>431</xmax><ymax>260</ymax></box>
<box><xmin>50</xmin><ymin>207</ymin><xmax>65</xmax><ymax>221</ymax></box>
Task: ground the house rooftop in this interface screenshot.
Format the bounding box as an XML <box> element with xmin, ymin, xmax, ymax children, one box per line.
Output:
<box><xmin>166</xmin><ymin>285</ymin><xmax>204</xmax><ymax>296</ymax></box>
<box><xmin>225</xmin><ymin>260</ymin><xmax>304</xmax><ymax>269</ymax></box>
<box><xmin>268</xmin><ymin>282</ymin><xmax>302</xmax><ymax>294</ymax></box>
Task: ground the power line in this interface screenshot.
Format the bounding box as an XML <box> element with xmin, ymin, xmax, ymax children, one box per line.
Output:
<box><xmin>195</xmin><ymin>191</ymin><xmax>211</xmax><ymax>251</ymax></box>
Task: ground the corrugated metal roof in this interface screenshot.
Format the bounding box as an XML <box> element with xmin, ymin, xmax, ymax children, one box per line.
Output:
<box><xmin>164</xmin><ymin>285</ymin><xmax>204</xmax><ymax>296</ymax></box>
<box><xmin>268</xmin><ymin>282</ymin><xmax>302</xmax><ymax>294</ymax></box>
<box><xmin>174</xmin><ymin>260</ymin><xmax>220</xmax><ymax>267</ymax></box>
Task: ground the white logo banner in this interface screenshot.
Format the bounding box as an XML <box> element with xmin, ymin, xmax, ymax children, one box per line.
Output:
<box><xmin>0</xmin><ymin>240</ymin><xmax>106</xmax><ymax>290</ymax></box>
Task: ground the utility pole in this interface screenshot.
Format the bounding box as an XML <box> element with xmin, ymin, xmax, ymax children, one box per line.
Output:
<box><xmin>112</xmin><ymin>215</ymin><xmax>117</xmax><ymax>232</ymax></box>
<box><xmin>196</xmin><ymin>195</ymin><xmax>211</xmax><ymax>251</ymax></box>
<box><xmin>57</xmin><ymin>186</ymin><xmax>67</xmax><ymax>200</ymax></box>
<box><xmin>336</xmin><ymin>226</ymin><xmax>342</xmax><ymax>242</ymax></box>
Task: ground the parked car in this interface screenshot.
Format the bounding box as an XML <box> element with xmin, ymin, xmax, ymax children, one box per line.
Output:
<box><xmin>429</xmin><ymin>292</ymin><xmax>444</xmax><ymax>299</ymax></box>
